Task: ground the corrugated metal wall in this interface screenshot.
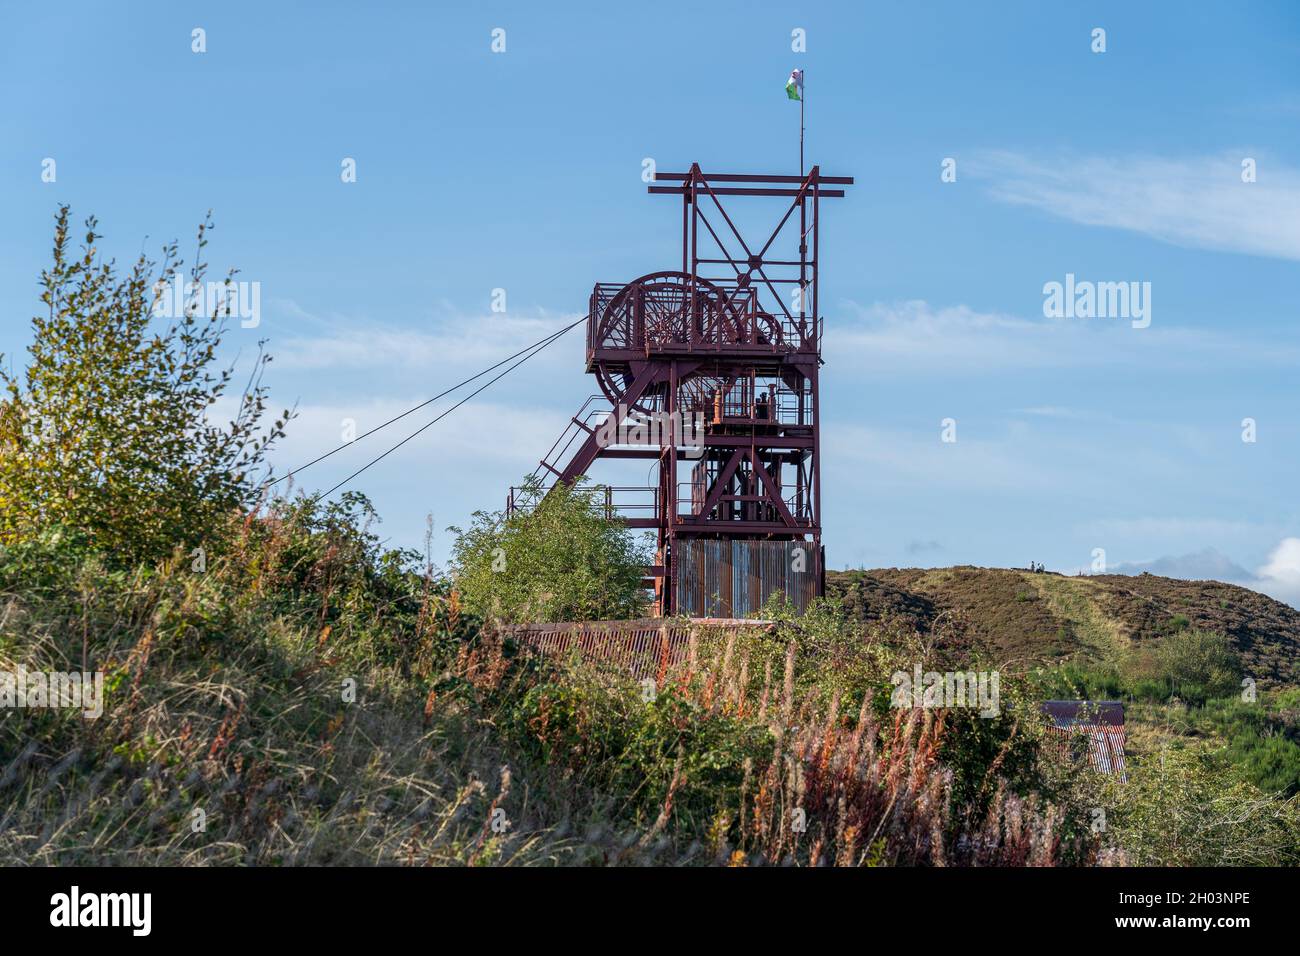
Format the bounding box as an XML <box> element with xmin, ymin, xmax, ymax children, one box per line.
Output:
<box><xmin>675</xmin><ymin>538</ymin><xmax>817</xmax><ymax>617</ymax></box>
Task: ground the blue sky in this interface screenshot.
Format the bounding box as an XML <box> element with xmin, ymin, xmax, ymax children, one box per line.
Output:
<box><xmin>3</xmin><ymin>1</ymin><xmax>1299</xmax><ymax>603</ymax></box>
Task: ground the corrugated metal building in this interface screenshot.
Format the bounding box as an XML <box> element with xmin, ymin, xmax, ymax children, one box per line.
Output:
<box><xmin>674</xmin><ymin>538</ymin><xmax>819</xmax><ymax>618</ymax></box>
<box><xmin>1041</xmin><ymin>700</ymin><xmax>1127</xmax><ymax>779</ymax></box>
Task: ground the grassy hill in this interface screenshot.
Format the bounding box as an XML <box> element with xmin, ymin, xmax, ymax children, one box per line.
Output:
<box><xmin>828</xmin><ymin>566</ymin><xmax>1300</xmax><ymax>804</ymax></box>
<box><xmin>827</xmin><ymin>567</ymin><xmax>1300</xmax><ymax>686</ymax></box>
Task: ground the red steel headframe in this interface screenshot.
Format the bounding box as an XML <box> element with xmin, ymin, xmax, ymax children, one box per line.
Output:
<box><xmin>646</xmin><ymin>165</ymin><xmax>851</xmax><ymax>613</ymax></box>
<box><xmin>515</xmin><ymin>163</ymin><xmax>852</xmax><ymax>615</ymax></box>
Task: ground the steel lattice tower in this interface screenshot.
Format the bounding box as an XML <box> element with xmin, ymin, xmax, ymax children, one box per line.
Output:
<box><xmin>513</xmin><ymin>163</ymin><xmax>852</xmax><ymax>615</ymax></box>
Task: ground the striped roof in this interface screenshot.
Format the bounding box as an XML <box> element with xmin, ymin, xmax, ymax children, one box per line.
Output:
<box><xmin>1041</xmin><ymin>701</ymin><xmax>1127</xmax><ymax>779</ymax></box>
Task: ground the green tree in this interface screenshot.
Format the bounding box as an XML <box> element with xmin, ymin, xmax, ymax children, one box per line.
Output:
<box><xmin>449</xmin><ymin>477</ymin><xmax>648</xmax><ymax>623</ymax></box>
<box><xmin>0</xmin><ymin>207</ymin><xmax>290</xmax><ymax>563</ymax></box>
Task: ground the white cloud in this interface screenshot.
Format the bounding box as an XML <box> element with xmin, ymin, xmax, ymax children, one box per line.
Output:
<box><xmin>1012</xmin><ymin>406</ymin><xmax>1094</xmax><ymax>420</ymax></box>
<box><xmin>272</xmin><ymin>397</ymin><xmax>566</xmax><ymax>483</ymax></box>
<box><xmin>829</xmin><ymin>300</ymin><xmax>1054</xmax><ymax>370</ymax></box>
<box><xmin>828</xmin><ymin>299</ymin><xmax>1300</xmax><ymax>375</ymax></box>
<box><xmin>1110</xmin><ymin>547</ymin><xmax>1254</xmax><ymax>582</ymax></box>
<box><xmin>256</xmin><ymin>397</ymin><xmax>576</xmax><ymax>554</ymax></box>
<box><xmin>1254</xmin><ymin>537</ymin><xmax>1300</xmax><ymax>606</ymax></box>
<box><xmin>266</xmin><ymin>302</ymin><xmax>583</xmax><ymax>373</ymax></box>
<box><xmin>967</xmin><ymin>150</ymin><xmax>1300</xmax><ymax>261</ymax></box>
<box><xmin>1097</xmin><ymin>537</ymin><xmax>1300</xmax><ymax>610</ymax></box>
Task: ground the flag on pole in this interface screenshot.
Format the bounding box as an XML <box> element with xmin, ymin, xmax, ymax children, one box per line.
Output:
<box><xmin>785</xmin><ymin>69</ymin><xmax>803</xmax><ymax>101</ymax></box>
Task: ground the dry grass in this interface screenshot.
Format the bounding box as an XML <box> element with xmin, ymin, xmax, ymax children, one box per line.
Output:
<box><xmin>1026</xmin><ymin>573</ymin><xmax>1128</xmax><ymax>658</ymax></box>
<box><xmin>0</xmin><ymin>521</ymin><xmax>1152</xmax><ymax>867</ymax></box>
<box><xmin>508</xmin><ymin>627</ymin><xmax>1097</xmax><ymax>867</ymax></box>
<box><xmin>0</xmin><ymin>623</ymin><xmax>582</xmax><ymax>865</ymax></box>
<box><xmin>0</xmin><ymin>507</ymin><xmax>640</xmax><ymax>866</ymax></box>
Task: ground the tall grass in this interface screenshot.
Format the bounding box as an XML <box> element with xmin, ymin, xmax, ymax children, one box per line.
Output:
<box><xmin>490</xmin><ymin>626</ymin><xmax>1100</xmax><ymax>866</ymax></box>
<box><xmin>5</xmin><ymin>493</ymin><xmax>1291</xmax><ymax>865</ymax></box>
<box><xmin>0</xmin><ymin>496</ymin><xmax>608</xmax><ymax>865</ymax></box>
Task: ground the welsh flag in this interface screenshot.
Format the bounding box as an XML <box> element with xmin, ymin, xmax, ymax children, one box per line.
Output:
<box><xmin>785</xmin><ymin>69</ymin><xmax>803</xmax><ymax>101</ymax></box>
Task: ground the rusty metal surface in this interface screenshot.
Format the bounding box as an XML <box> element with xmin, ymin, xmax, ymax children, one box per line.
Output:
<box><xmin>1042</xmin><ymin>700</ymin><xmax>1125</xmax><ymax>726</ymax></box>
<box><xmin>675</xmin><ymin>538</ymin><xmax>816</xmax><ymax>617</ymax></box>
<box><xmin>1042</xmin><ymin>701</ymin><xmax>1128</xmax><ymax>779</ymax></box>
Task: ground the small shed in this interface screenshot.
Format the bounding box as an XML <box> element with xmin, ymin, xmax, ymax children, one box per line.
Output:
<box><xmin>1041</xmin><ymin>700</ymin><xmax>1127</xmax><ymax>779</ymax></box>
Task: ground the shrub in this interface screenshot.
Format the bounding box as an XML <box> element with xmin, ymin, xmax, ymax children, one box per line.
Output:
<box><xmin>1033</xmin><ymin>661</ymin><xmax>1125</xmax><ymax>701</ymax></box>
<box><xmin>1151</xmin><ymin>628</ymin><xmax>1242</xmax><ymax>704</ymax></box>
<box><xmin>495</xmin><ymin>627</ymin><xmax>1095</xmax><ymax>865</ymax></box>
<box><xmin>1227</xmin><ymin>734</ymin><xmax>1300</xmax><ymax>797</ymax></box>
<box><xmin>448</xmin><ymin>477</ymin><xmax>649</xmax><ymax>624</ymax></box>
<box><xmin>764</xmin><ymin>593</ymin><xmax>1051</xmax><ymax>817</ymax></box>
<box><xmin>1101</xmin><ymin>746</ymin><xmax>1300</xmax><ymax>866</ymax></box>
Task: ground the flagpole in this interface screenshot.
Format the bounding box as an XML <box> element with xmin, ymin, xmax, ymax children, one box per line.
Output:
<box><xmin>790</xmin><ymin>71</ymin><xmax>800</xmax><ymax>176</ymax></box>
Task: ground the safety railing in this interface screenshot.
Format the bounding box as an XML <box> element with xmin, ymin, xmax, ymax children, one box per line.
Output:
<box><xmin>507</xmin><ymin>483</ymin><xmax>659</xmax><ymax>522</ymax></box>
<box><xmin>680</xmin><ymin>382</ymin><xmax>815</xmax><ymax>428</ymax></box>
<box><xmin>530</xmin><ymin>394</ymin><xmax>611</xmax><ymax>482</ymax></box>
<box><xmin>586</xmin><ymin>279</ymin><xmax>818</xmax><ymax>358</ymax></box>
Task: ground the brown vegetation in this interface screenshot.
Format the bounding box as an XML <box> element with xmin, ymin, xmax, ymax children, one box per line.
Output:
<box><xmin>829</xmin><ymin>567</ymin><xmax>1300</xmax><ymax>684</ymax></box>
